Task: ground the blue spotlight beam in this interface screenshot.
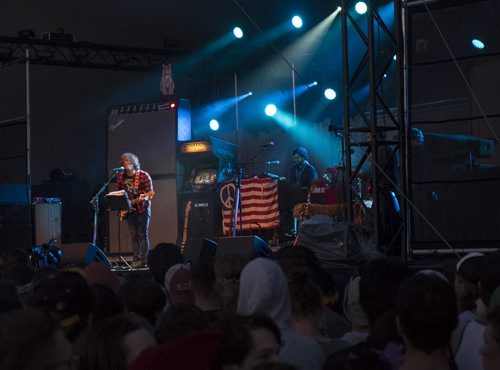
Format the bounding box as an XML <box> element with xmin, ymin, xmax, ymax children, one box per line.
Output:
<box><xmin>234</xmin><ymin>0</ymin><xmax>341</xmax><ymax>111</ymax></box>
<box><xmin>196</xmin><ymin>93</ymin><xmax>253</xmax><ymax>123</ymax></box>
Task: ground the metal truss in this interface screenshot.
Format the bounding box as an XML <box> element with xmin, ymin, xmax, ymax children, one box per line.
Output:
<box><xmin>341</xmin><ymin>0</ymin><xmax>407</xmax><ymax>258</ymax></box>
<box><xmin>0</xmin><ymin>36</ymin><xmax>182</xmax><ymax>71</ymax></box>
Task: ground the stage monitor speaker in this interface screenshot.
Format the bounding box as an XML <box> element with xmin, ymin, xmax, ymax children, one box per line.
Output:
<box><xmin>60</xmin><ymin>243</ymin><xmax>111</xmax><ymax>267</ymax></box>
<box><xmin>182</xmin><ymin>238</ymin><xmax>218</xmax><ymax>263</ymax></box>
<box><xmin>216</xmin><ymin>235</ymin><xmax>273</xmax><ymax>260</ymax></box>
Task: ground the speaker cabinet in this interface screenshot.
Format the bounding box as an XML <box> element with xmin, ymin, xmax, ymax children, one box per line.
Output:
<box><xmin>33</xmin><ymin>203</ymin><xmax>61</xmax><ymax>246</ymax></box>
<box><xmin>32</xmin><ymin>181</ymin><xmax>91</xmax><ymax>243</ymax></box>
<box><xmin>412</xmin><ymin>180</ymin><xmax>500</xmax><ymax>246</ymax></box>
<box><xmin>178</xmin><ymin>192</ymin><xmax>222</xmax><ymax>241</ymax></box>
<box><xmin>60</xmin><ymin>243</ymin><xmax>110</xmax><ymax>267</ymax></box>
<box><xmin>182</xmin><ymin>238</ymin><xmax>218</xmax><ymax>263</ymax></box>
<box><xmin>216</xmin><ymin>235</ymin><xmax>273</xmax><ymax>259</ymax></box>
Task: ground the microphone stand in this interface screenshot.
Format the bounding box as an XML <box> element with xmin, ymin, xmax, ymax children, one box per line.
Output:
<box><xmin>90</xmin><ymin>171</ymin><xmax>119</xmax><ymax>246</ymax></box>
<box><xmin>232</xmin><ymin>144</ymin><xmax>274</xmax><ymax>237</ymax></box>
<box><xmin>232</xmin><ymin>166</ymin><xmax>243</xmax><ymax>237</ymax></box>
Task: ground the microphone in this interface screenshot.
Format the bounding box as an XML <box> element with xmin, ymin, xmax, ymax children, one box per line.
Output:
<box><xmin>265</xmin><ymin>160</ymin><xmax>280</xmax><ymax>165</ymax></box>
<box><xmin>111</xmin><ymin>167</ymin><xmax>125</xmax><ymax>172</ymax></box>
<box><xmin>261</xmin><ymin>141</ymin><xmax>275</xmax><ymax>147</ymax></box>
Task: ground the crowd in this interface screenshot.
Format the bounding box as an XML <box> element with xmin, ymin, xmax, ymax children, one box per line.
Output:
<box><xmin>0</xmin><ymin>241</ymin><xmax>500</xmax><ymax>370</ymax></box>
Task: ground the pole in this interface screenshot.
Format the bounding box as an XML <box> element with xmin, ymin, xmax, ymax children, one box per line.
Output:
<box><xmin>25</xmin><ymin>48</ymin><xmax>32</xmax><ymax>203</ymax></box>
<box><xmin>292</xmin><ymin>64</ymin><xmax>297</xmax><ymax>126</ymax></box>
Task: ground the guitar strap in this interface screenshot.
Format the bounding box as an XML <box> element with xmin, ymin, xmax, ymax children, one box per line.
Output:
<box><xmin>133</xmin><ymin>170</ymin><xmax>141</xmax><ymax>192</ymax></box>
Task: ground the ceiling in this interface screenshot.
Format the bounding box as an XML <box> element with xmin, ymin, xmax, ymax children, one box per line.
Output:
<box><xmin>1</xmin><ymin>0</ymin><xmax>339</xmax><ymax>50</ymax></box>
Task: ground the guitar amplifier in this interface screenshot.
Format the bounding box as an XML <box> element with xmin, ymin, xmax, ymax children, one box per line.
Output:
<box><xmin>33</xmin><ymin>201</ymin><xmax>62</xmax><ymax>247</ymax></box>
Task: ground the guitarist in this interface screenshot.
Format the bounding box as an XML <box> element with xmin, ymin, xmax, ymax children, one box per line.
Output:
<box><xmin>116</xmin><ymin>152</ymin><xmax>154</xmax><ymax>268</ymax></box>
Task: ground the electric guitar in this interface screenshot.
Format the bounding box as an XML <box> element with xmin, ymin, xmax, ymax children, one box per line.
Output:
<box><xmin>119</xmin><ymin>191</ymin><xmax>154</xmax><ymax>220</ymax></box>
<box><xmin>180</xmin><ymin>201</ymin><xmax>192</xmax><ymax>253</ymax></box>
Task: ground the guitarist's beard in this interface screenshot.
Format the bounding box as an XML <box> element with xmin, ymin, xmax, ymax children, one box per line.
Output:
<box><xmin>125</xmin><ymin>165</ymin><xmax>136</xmax><ymax>175</ymax></box>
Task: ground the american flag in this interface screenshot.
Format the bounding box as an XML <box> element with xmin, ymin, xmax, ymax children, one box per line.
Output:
<box><xmin>220</xmin><ymin>177</ymin><xmax>280</xmax><ymax>235</ymax></box>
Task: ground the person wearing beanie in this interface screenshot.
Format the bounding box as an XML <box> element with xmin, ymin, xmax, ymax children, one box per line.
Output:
<box><xmin>289</xmin><ymin>147</ymin><xmax>318</xmax><ymax>188</ymax></box>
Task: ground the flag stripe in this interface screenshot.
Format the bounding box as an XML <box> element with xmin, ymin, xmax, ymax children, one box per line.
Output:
<box><xmin>221</xmin><ymin>178</ymin><xmax>279</xmax><ymax>235</ymax></box>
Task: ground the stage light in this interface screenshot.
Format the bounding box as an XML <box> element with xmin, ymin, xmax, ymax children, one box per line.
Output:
<box><xmin>355</xmin><ymin>2</ymin><xmax>368</xmax><ymax>15</ymax></box>
<box><xmin>383</xmin><ymin>73</ymin><xmax>388</xmax><ymax>79</ymax></box>
<box><xmin>324</xmin><ymin>88</ymin><xmax>337</xmax><ymax>100</ymax></box>
<box><xmin>292</xmin><ymin>15</ymin><xmax>303</xmax><ymax>29</ymax></box>
<box><xmin>248</xmin><ymin>91</ymin><xmax>253</xmax><ymax>96</ymax></box>
<box><xmin>472</xmin><ymin>39</ymin><xmax>485</xmax><ymax>49</ymax></box>
<box><xmin>337</xmin><ymin>6</ymin><xmax>342</xmax><ymax>11</ymax></box>
<box><xmin>265</xmin><ymin>104</ymin><xmax>277</xmax><ymax>117</ymax></box>
<box><xmin>209</xmin><ymin>119</ymin><xmax>219</xmax><ymax>131</ymax></box>
<box><xmin>393</xmin><ymin>54</ymin><xmax>397</xmax><ymax>61</ymax></box>
<box><xmin>233</xmin><ymin>27</ymin><xmax>244</xmax><ymax>39</ymax></box>
<box><xmin>307</xmin><ymin>81</ymin><xmax>318</xmax><ymax>88</ymax></box>
<box><xmin>170</xmin><ymin>102</ymin><xmax>176</xmax><ymax>108</ymax></box>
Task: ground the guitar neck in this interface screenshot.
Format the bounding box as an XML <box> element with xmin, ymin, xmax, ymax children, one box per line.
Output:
<box><xmin>181</xmin><ymin>201</ymin><xmax>192</xmax><ymax>252</ymax></box>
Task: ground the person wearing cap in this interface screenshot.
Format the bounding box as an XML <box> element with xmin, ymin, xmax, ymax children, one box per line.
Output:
<box><xmin>289</xmin><ymin>147</ymin><xmax>318</xmax><ymax>189</ymax></box>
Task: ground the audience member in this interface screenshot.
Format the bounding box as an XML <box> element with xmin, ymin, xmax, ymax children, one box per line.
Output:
<box><xmin>0</xmin><ymin>248</ymin><xmax>29</xmax><ymax>272</ymax></box>
<box><xmin>0</xmin><ymin>308</ymin><xmax>74</xmax><ymax>370</ymax></box>
<box><xmin>237</xmin><ymin>258</ymin><xmax>325</xmax><ymax>370</ymax></box>
<box><xmin>129</xmin><ymin>330</ymin><xmax>222</xmax><ymax>370</ymax></box>
<box><xmin>340</xmin><ymin>276</ymin><xmax>370</xmax><ymax>346</ymax></box>
<box><xmin>252</xmin><ymin>363</ymin><xmax>298</xmax><ymax>370</ymax></box>
<box><xmin>147</xmin><ymin>242</ymin><xmax>184</xmax><ymax>286</ymax></box>
<box><xmin>397</xmin><ymin>271</ymin><xmax>458</xmax><ymax>370</ymax></box>
<box><xmin>30</xmin><ymin>270</ymin><xmax>94</xmax><ymax>343</ymax></box>
<box><xmin>155</xmin><ymin>302</ymin><xmax>211</xmax><ymax>343</ymax></box>
<box><xmin>78</xmin><ymin>312</ymin><xmax>156</xmax><ymax>370</ymax></box>
<box><xmin>191</xmin><ymin>256</ymin><xmax>225</xmax><ymax>323</ymax></box>
<box><xmin>451</xmin><ymin>252</ymin><xmax>483</xmax><ymax>352</ymax></box>
<box><xmin>359</xmin><ymin>257</ymin><xmax>410</xmax><ymax>327</ymax></box>
<box><xmin>119</xmin><ymin>277</ymin><xmax>166</xmax><ymax>326</ymax></box>
<box><xmin>90</xmin><ymin>284</ymin><xmax>125</xmax><ymax>324</ymax></box>
<box><xmin>215</xmin><ymin>314</ymin><xmax>282</xmax><ymax>370</ymax></box>
<box><xmin>324</xmin><ymin>342</ymin><xmax>391</xmax><ymax>370</ymax></box>
<box><xmin>288</xmin><ymin>268</ymin><xmax>349</xmax><ymax>357</ymax></box>
<box><xmin>367</xmin><ymin>310</ymin><xmax>405</xmax><ymax>370</ymax></box>
<box><xmin>214</xmin><ymin>252</ymin><xmax>248</xmax><ymax>313</ymax></box>
<box><xmin>3</xmin><ymin>262</ymin><xmax>35</xmax><ymax>305</ymax></box>
<box><xmin>164</xmin><ymin>263</ymin><xmax>195</xmax><ymax>305</ymax></box>
<box><xmin>276</xmin><ymin>245</ymin><xmax>350</xmax><ymax>339</ymax></box>
<box><xmin>455</xmin><ymin>251</ymin><xmax>500</xmax><ymax>370</ymax></box>
<box><xmin>83</xmin><ymin>262</ymin><xmax>121</xmax><ymax>293</ymax></box>
<box><xmin>0</xmin><ymin>279</ymin><xmax>20</xmax><ymax>300</ymax></box>
<box><xmin>480</xmin><ymin>304</ymin><xmax>500</xmax><ymax>370</ymax></box>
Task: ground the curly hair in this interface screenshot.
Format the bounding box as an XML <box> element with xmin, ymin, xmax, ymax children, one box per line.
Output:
<box><xmin>120</xmin><ymin>152</ymin><xmax>140</xmax><ymax>170</ymax></box>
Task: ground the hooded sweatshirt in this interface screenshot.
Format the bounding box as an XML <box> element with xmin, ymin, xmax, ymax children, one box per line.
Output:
<box><xmin>237</xmin><ymin>258</ymin><xmax>325</xmax><ymax>370</ymax></box>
